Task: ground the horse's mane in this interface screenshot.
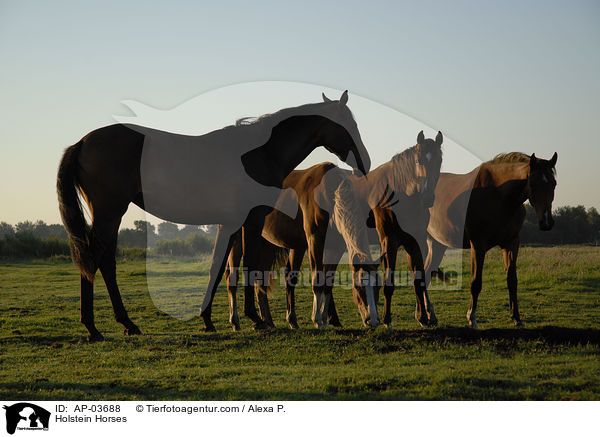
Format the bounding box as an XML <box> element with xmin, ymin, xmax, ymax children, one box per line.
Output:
<box><xmin>233</xmin><ymin>100</ymin><xmax>336</xmax><ymax>129</ymax></box>
<box><xmin>486</xmin><ymin>152</ymin><xmax>530</xmax><ymax>164</ymax></box>
<box><xmin>389</xmin><ymin>145</ymin><xmax>420</xmax><ymax>193</ymax></box>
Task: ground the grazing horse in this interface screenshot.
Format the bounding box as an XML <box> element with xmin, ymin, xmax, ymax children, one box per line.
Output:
<box><xmin>424</xmin><ymin>152</ymin><xmax>558</xmax><ymax>328</ymax></box>
<box><xmin>225</xmin><ymin>163</ymin><xmax>381</xmax><ymax>329</ymax></box>
<box><xmin>57</xmin><ymin>91</ymin><xmax>370</xmax><ymax>340</ymax></box>
<box><xmin>230</xmin><ymin>130</ymin><xmax>443</xmax><ymax>328</ymax></box>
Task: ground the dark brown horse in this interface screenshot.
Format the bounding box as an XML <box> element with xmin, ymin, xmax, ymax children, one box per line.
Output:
<box><xmin>57</xmin><ymin>91</ymin><xmax>370</xmax><ymax>340</ymax></box>
<box><xmin>227</xmin><ymin>131</ymin><xmax>443</xmax><ymax>328</ymax></box>
<box><xmin>225</xmin><ymin>162</ymin><xmax>381</xmax><ymax>329</ymax></box>
<box><xmin>424</xmin><ymin>152</ymin><xmax>558</xmax><ymax>328</ymax></box>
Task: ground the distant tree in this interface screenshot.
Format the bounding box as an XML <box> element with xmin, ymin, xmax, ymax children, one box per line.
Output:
<box><xmin>0</xmin><ymin>222</ymin><xmax>15</xmax><ymax>239</ymax></box>
<box><xmin>158</xmin><ymin>222</ymin><xmax>179</xmax><ymax>240</ymax></box>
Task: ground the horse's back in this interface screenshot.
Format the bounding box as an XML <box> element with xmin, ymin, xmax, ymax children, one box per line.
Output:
<box><xmin>428</xmin><ymin>169</ymin><xmax>479</xmax><ymax>249</ymax></box>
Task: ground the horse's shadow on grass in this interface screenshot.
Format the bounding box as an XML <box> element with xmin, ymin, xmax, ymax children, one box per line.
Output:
<box><xmin>361</xmin><ymin>326</ymin><xmax>600</xmax><ymax>346</ymax></box>
<box><xmin>2</xmin><ymin>326</ymin><xmax>598</xmax><ymax>348</ymax></box>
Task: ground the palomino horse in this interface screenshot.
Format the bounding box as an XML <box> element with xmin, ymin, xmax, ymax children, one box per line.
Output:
<box><xmin>57</xmin><ymin>91</ymin><xmax>370</xmax><ymax>340</ymax></box>
<box><xmin>225</xmin><ymin>163</ymin><xmax>381</xmax><ymax>329</ymax></box>
<box><xmin>229</xmin><ymin>130</ymin><xmax>443</xmax><ymax>328</ymax></box>
<box><xmin>424</xmin><ymin>152</ymin><xmax>558</xmax><ymax>328</ymax></box>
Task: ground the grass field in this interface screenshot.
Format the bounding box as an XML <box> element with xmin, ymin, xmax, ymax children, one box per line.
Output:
<box><xmin>1</xmin><ymin>246</ymin><xmax>599</xmax><ymax>400</ymax></box>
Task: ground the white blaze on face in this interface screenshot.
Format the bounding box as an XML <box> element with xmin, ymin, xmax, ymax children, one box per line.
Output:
<box><xmin>426</xmin><ymin>152</ymin><xmax>432</xmax><ymax>162</ymax></box>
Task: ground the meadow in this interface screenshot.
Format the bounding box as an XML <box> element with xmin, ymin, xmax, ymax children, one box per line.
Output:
<box><xmin>0</xmin><ymin>246</ymin><xmax>598</xmax><ymax>400</ymax></box>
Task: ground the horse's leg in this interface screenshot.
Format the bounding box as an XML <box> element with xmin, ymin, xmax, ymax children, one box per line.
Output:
<box><xmin>380</xmin><ymin>237</ymin><xmax>397</xmax><ymax>328</ymax></box>
<box><xmin>285</xmin><ymin>247</ymin><xmax>305</xmax><ymax>329</ymax></box>
<box><xmin>200</xmin><ymin>224</ymin><xmax>236</xmax><ymax>332</ymax></box>
<box><xmin>404</xmin><ymin>236</ymin><xmax>436</xmax><ymax>327</ymax></box>
<box><xmin>502</xmin><ymin>237</ymin><xmax>522</xmax><ymax>327</ymax></box>
<box><xmin>225</xmin><ymin>230</ymin><xmax>243</xmax><ymax>331</ymax></box>
<box><xmin>95</xmin><ymin>218</ymin><xmax>141</xmax><ymax>336</ymax></box>
<box><xmin>424</xmin><ymin>236</ymin><xmax>448</xmax><ymax>288</ymax></box>
<box><xmin>255</xmin><ymin>238</ymin><xmax>277</xmax><ymax>328</ymax></box>
<box><xmin>307</xmin><ymin>234</ymin><xmax>327</xmax><ymax>328</ymax></box>
<box><xmin>241</xmin><ymin>207</ymin><xmax>271</xmax><ymax>330</ymax></box>
<box><xmin>467</xmin><ymin>243</ymin><xmax>486</xmax><ymax>329</ymax></box>
<box><xmin>324</xmin><ymin>248</ymin><xmax>344</xmax><ymax>327</ymax></box>
<box><xmin>80</xmin><ymin>272</ymin><xmax>102</xmax><ymax>341</ymax></box>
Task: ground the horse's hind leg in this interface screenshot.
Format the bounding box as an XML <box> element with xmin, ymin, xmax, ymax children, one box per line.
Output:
<box><xmin>424</xmin><ymin>236</ymin><xmax>448</xmax><ymax>288</ymax></box>
<box><xmin>467</xmin><ymin>243</ymin><xmax>486</xmax><ymax>329</ymax></box>
<box><xmin>201</xmin><ymin>224</ymin><xmax>236</xmax><ymax>332</ymax></box>
<box><xmin>241</xmin><ymin>207</ymin><xmax>271</xmax><ymax>330</ymax></box>
<box><xmin>405</xmin><ymin>235</ymin><xmax>437</xmax><ymax>327</ymax></box>
<box><xmin>80</xmin><ymin>272</ymin><xmax>103</xmax><ymax>341</ymax></box>
<box><xmin>285</xmin><ymin>248</ymin><xmax>305</xmax><ymax>329</ymax></box>
<box><xmin>95</xmin><ymin>218</ymin><xmax>141</xmax><ymax>336</ymax></box>
<box><xmin>225</xmin><ymin>230</ymin><xmax>243</xmax><ymax>331</ymax></box>
<box><xmin>502</xmin><ymin>237</ymin><xmax>521</xmax><ymax>327</ymax></box>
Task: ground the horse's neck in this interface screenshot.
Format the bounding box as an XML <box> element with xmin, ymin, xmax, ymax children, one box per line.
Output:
<box><xmin>262</xmin><ymin>115</ymin><xmax>330</xmax><ymax>185</ymax></box>
<box><xmin>481</xmin><ymin>162</ymin><xmax>530</xmax><ymax>205</ymax></box>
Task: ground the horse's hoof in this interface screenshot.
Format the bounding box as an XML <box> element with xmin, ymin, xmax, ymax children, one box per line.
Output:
<box><xmin>416</xmin><ymin>315</ymin><xmax>428</xmax><ymax>328</ymax></box>
<box><xmin>428</xmin><ymin>316</ymin><xmax>439</xmax><ymax>327</ymax></box>
<box><xmin>231</xmin><ymin>323</ymin><xmax>241</xmax><ymax>332</ymax></box>
<box><xmin>124</xmin><ymin>325</ymin><xmax>142</xmax><ymax>336</ymax></box>
<box><xmin>514</xmin><ymin>320</ymin><xmax>523</xmax><ymax>328</ymax></box>
<box><xmin>287</xmin><ymin>319</ymin><xmax>299</xmax><ymax>329</ymax></box>
<box><xmin>366</xmin><ymin>319</ymin><xmax>380</xmax><ymax>329</ymax></box>
<box><xmin>253</xmin><ymin>320</ymin><xmax>271</xmax><ymax>331</ymax></box>
<box><xmin>203</xmin><ymin>324</ymin><xmax>217</xmax><ymax>333</ymax></box>
<box><xmin>384</xmin><ymin>322</ymin><xmax>392</xmax><ymax>328</ymax></box>
<box><xmin>468</xmin><ymin>321</ymin><xmax>479</xmax><ymax>329</ymax></box>
<box><xmin>87</xmin><ymin>332</ymin><xmax>104</xmax><ymax>342</ymax></box>
<box><xmin>329</xmin><ymin>318</ymin><xmax>342</xmax><ymax>328</ymax></box>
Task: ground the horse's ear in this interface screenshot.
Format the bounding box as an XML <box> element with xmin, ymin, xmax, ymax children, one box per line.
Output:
<box><xmin>530</xmin><ymin>153</ymin><xmax>537</xmax><ymax>167</ymax></box>
<box><xmin>549</xmin><ymin>152</ymin><xmax>558</xmax><ymax>167</ymax></box>
<box><xmin>417</xmin><ymin>130</ymin><xmax>425</xmax><ymax>144</ymax></box>
<box><xmin>435</xmin><ymin>131</ymin><xmax>443</xmax><ymax>146</ymax></box>
<box><xmin>322</xmin><ymin>92</ymin><xmax>332</xmax><ymax>103</ymax></box>
<box><xmin>339</xmin><ymin>90</ymin><xmax>348</xmax><ymax>106</ymax></box>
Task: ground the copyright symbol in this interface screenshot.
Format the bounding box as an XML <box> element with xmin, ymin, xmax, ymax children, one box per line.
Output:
<box><xmin>136</xmin><ymin>405</ymin><xmax>144</xmax><ymax>412</ymax></box>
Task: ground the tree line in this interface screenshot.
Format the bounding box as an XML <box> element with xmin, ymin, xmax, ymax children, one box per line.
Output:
<box><xmin>1</xmin><ymin>205</ymin><xmax>598</xmax><ymax>259</ymax></box>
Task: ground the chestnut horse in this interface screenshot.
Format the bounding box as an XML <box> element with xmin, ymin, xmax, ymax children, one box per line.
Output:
<box><xmin>425</xmin><ymin>152</ymin><xmax>558</xmax><ymax>328</ymax></box>
<box><xmin>57</xmin><ymin>91</ymin><xmax>370</xmax><ymax>340</ymax></box>
<box><xmin>227</xmin><ymin>131</ymin><xmax>443</xmax><ymax>328</ymax></box>
<box><xmin>225</xmin><ymin>163</ymin><xmax>381</xmax><ymax>329</ymax></box>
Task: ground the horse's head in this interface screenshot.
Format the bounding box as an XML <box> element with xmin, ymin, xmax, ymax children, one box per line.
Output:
<box><xmin>350</xmin><ymin>253</ymin><xmax>381</xmax><ymax>328</ymax></box>
<box><xmin>414</xmin><ymin>130</ymin><xmax>443</xmax><ymax>207</ymax></box>
<box><xmin>527</xmin><ymin>152</ymin><xmax>558</xmax><ymax>231</ymax></box>
<box><xmin>320</xmin><ymin>90</ymin><xmax>371</xmax><ymax>176</ymax></box>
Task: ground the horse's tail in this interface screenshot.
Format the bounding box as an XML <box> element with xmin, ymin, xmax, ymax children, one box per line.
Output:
<box><xmin>269</xmin><ymin>245</ymin><xmax>290</xmax><ymax>272</ymax></box>
<box><xmin>333</xmin><ymin>177</ymin><xmax>371</xmax><ymax>264</ymax></box>
<box><xmin>57</xmin><ymin>141</ymin><xmax>96</xmax><ymax>281</ymax></box>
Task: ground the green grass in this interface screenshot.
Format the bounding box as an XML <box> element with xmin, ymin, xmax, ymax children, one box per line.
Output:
<box><xmin>0</xmin><ymin>246</ymin><xmax>598</xmax><ymax>400</ymax></box>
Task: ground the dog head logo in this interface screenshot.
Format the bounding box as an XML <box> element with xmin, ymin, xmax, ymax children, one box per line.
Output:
<box><xmin>3</xmin><ymin>403</ymin><xmax>50</xmax><ymax>434</ymax></box>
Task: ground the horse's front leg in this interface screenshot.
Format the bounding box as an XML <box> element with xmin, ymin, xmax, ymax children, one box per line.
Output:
<box><xmin>241</xmin><ymin>207</ymin><xmax>271</xmax><ymax>330</ymax></box>
<box><xmin>405</xmin><ymin>236</ymin><xmax>437</xmax><ymax>327</ymax></box>
<box><xmin>307</xmin><ymin>234</ymin><xmax>328</xmax><ymax>328</ymax></box>
<box><xmin>201</xmin><ymin>224</ymin><xmax>236</xmax><ymax>332</ymax></box>
<box><xmin>502</xmin><ymin>237</ymin><xmax>521</xmax><ymax>327</ymax></box>
<box><xmin>380</xmin><ymin>237</ymin><xmax>397</xmax><ymax>328</ymax></box>
<box><xmin>285</xmin><ymin>247</ymin><xmax>305</xmax><ymax>329</ymax></box>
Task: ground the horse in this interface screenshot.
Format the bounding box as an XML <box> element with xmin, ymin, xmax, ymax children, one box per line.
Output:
<box><xmin>57</xmin><ymin>90</ymin><xmax>371</xmax><ymax>340</ymax></box>
<box><xmin>424</xmin><ymin>152</ymin><xmax>558</xmax><ymax>328</ymax></box>
<box><xmin>225</xmin><ymin>163</ymin><xmax>381</xmax><ymax>330</ymax></box>
<box><xmin>228</xmin><ymin>130</ymin><xmax>443</xmax><ymax>328</ymax></box>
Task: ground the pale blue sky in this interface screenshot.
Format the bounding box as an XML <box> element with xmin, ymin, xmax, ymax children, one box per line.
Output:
<box><xmin>1</xmin><ymin>0</ymin><xmax>598</xmax><ymax>227</ymax></box>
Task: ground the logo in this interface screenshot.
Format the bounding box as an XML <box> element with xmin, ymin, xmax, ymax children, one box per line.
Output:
<box><xmin>3</xmin><ymin>403</ymin><xmax>50</xmax><ymax>435</ymax></box>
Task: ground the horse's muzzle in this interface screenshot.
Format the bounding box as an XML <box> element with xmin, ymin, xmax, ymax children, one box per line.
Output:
<box><xmin>538</xmin><ymin>216</ymin><xmax>554</xmax><ymax>231</ymax></box>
